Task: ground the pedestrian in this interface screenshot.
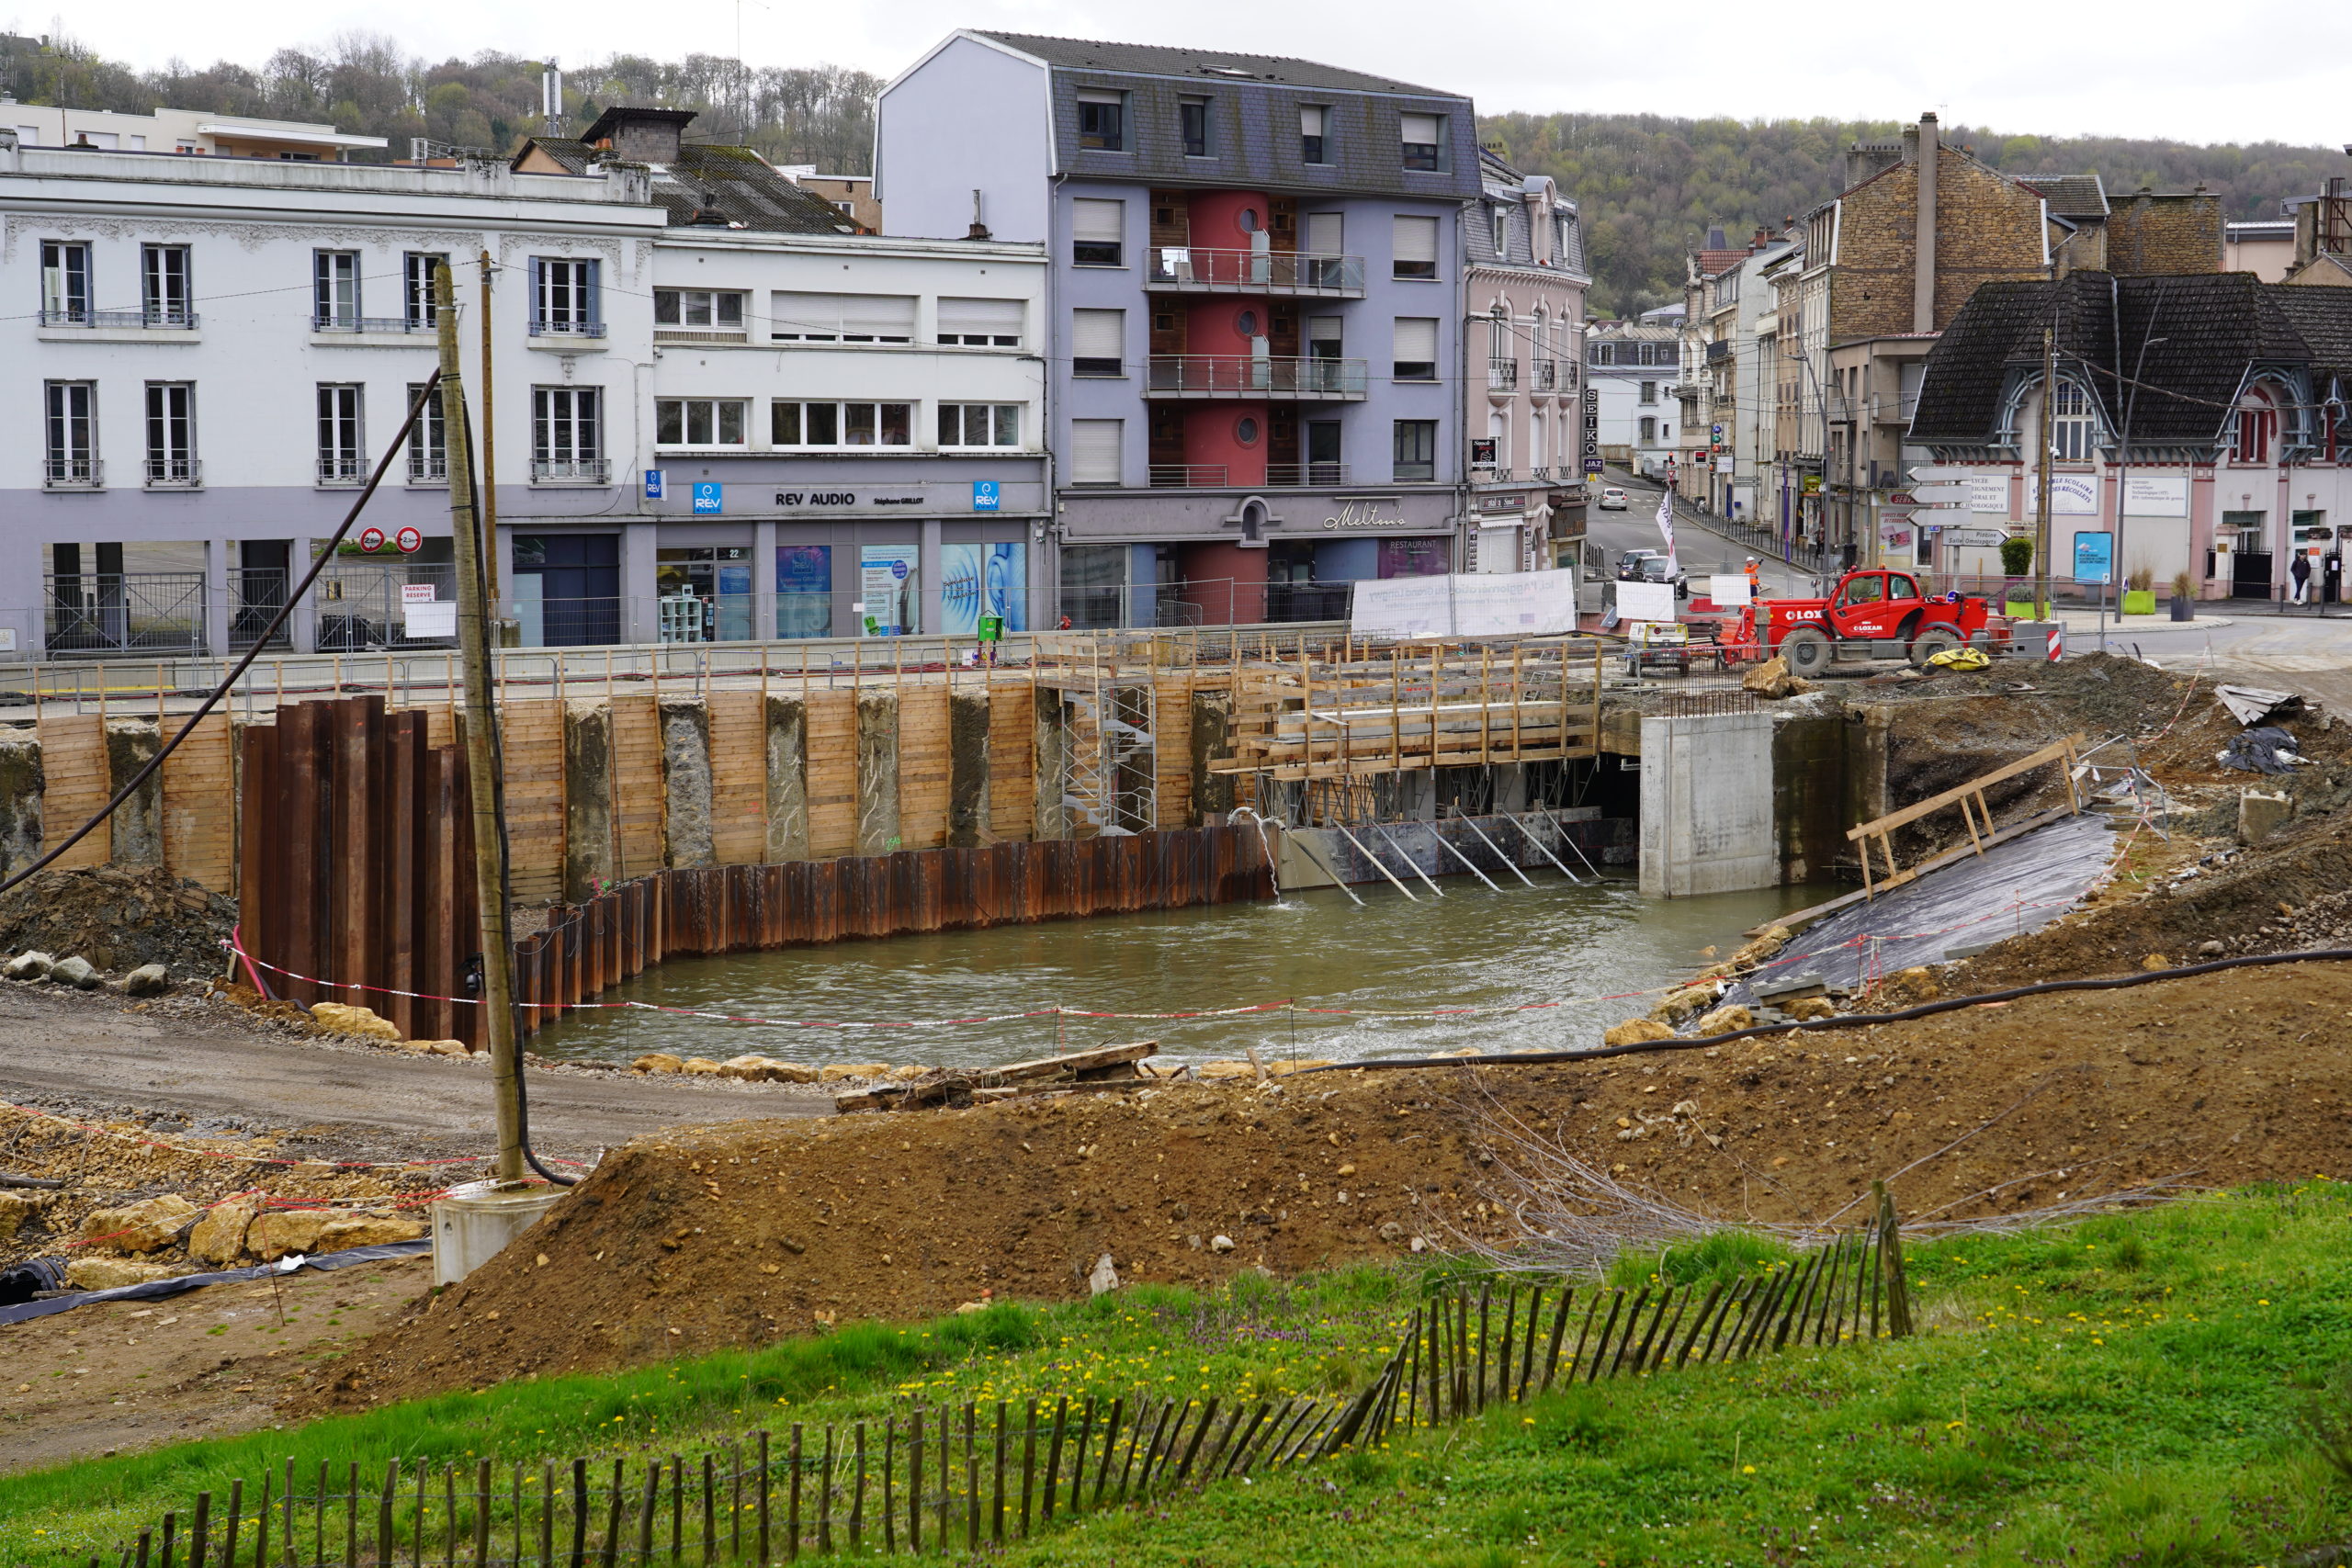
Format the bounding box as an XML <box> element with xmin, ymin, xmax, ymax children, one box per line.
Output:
<box><xmin>2291</xmin><ymin>551</ymin><xmax>2312</xmax><ymax>605</ymax></box>
<box><xmin>1745</xmin><ymin>556</ymin><xmax>1762</xmax><ymax>597</ymax></box>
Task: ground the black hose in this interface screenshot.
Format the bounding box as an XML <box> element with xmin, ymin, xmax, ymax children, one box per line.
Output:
<box><xmin>1292</xmin><ymin>945</ymin><xmax>2352</xmax><ymax>1075</ymax></box>
<box><xmin>0</xmin><ymin>375</ymin><xmax>444</xmax><ymax>899</ymax></box>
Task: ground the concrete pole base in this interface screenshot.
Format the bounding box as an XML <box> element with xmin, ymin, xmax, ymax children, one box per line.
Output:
<box><xmin>430</xmin><ymin>1179</ymin><xmax>567</xmax><ymax>1286</ymax></box>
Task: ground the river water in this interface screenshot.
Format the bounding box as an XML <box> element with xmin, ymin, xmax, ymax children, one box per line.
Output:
<box><xmin>529</xmin><ymin>873</ymin><xmax>1834</xmax><ymax>1070</ymax></box>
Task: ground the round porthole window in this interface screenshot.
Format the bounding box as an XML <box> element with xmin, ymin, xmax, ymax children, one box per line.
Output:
<box><xmin>1236</xmin><ymin>416</ymin><xmax>1261</xmax><ymax>446</ymax></box>
<box><xmin>1238</xmin><ymin>208</ymin><xmax>1261</xmax><ymax>233</ymax></box>
<box><xmin>1236</xmin><ymin>309</ymin><xmax>1261</xmax><ymax>337</ymax></box>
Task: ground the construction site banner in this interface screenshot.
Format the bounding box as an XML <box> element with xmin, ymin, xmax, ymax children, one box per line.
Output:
<box><xmin>1351</xmin><ymin>569</ymin><xmax>1579</xmax><ymax>639</ymax></box>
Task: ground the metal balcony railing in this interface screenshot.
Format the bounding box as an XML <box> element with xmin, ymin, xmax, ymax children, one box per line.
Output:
<box><xmin>532</xmin><ymin>457</ymin><xmax>612</xmax><ymax>483</ymax></box>
<box><xmin>317</xmin><ymin>456</ymin><xmax>368</xmax><ymax>486</ymax></box>
<box><xmin>1144</xmin><ymin>355</ymin><xmax>1368</xmax><ymax>400</ymax></box>
<box><xmin>528</xmin><ymin>318</ymin><xmax>607</xmax><ymax>339</ymax></box>
<box><xmin>42</xmin><ymin>456</ymin><xmax>102</xmax><ymax>489</ymax></box>
<box><xmin>312</xmin><ymin>314</ymin><xmax>434</xmax><ymax>334</ymax></box>
<box><xmin>1532</xmin><ymin>361</ymin><xmax>1557</xmax><ymax>390</ymax></box>
<box><xmin>1148</xmin><ymin>464</ymin><xmax>1229</xmax><ymax>488</ymax></box>
<box><xmin>653</xmin><ymin>327</ymin><xmax>751</xmax><ymax>345</ymax></box>
<box><xmin>1487</xmin><ymin>357</ymin><xmax>1519</xmax><ymax>391</ymax></box>
<box><xmin>407</xmin><ymin>453</ymin><xmax>448</xmax><ymax>483</ymax></box>
<box><xmin>40</xmin><ymin>307</ymin><xmax>198</xmax><ymax>329</ymax></box>
<box><xmin>1147</xmin><ymin>462</ymin><xmax>1351</xmax><ymax>489</ymax></box>
<box><xmin>144</xmin><ymin>456</ymin><xmax>201</xmax><ymax>487</ymax></box>
<box><xmin>1144</xmin><ymin>248</ymin><xmax>1365</xmax><ymax>295</ymax></box>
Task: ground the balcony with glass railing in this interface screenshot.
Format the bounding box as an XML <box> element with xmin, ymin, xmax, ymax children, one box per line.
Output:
<box><xmin>1144</xmin><ymin>249</ymin><xmax>1364</xmax><ymax>297</ymax></box>
<box><xmin>1143</xmin><ymin>355</ymin><xmax>1367</xmax><ymax>400</ymax></box>
<box><xmin>1147</xmin><ymin>463</ymin><xmax>1352</xmax><ymax>489</ymax></box>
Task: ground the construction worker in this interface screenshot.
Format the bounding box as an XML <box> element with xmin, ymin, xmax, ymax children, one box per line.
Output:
<box><xmin>1745</xmin><ymin>557</ymin><xmax>1763</xmax><ymax>598</ymax></box>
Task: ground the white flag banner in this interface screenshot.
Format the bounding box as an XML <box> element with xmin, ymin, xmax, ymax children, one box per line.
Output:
<box><xmin>1655</xmin><ymin>489</ymin><xmax>1678</xmax><ymax>570</ymax></box>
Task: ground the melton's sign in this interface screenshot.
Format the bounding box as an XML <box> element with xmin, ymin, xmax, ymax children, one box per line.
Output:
<box><xmin>1322</xmin><ymin>496</ymin><xmax>1413</xmax><ymax>531</ymax></box>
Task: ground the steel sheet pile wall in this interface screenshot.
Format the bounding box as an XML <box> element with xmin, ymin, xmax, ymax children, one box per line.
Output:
<box><xmin>511</xmin><ymin>826</ymin><xmax>1271</xmax><ymax>1040</ymax></box>
<box><xmin>238</xmin><ymin>695</ymin><xmax>481</xmax><ymax>1045</ymax></box>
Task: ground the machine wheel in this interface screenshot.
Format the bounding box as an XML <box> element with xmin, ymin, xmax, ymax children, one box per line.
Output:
<box><xmin>1780</xmin><ymin>626</ymin><xmax>1835</xmax><ymax>676</ymax></box>
<box><xmin>1910</xmin><ymin>626</ymin><xmax>1962</xmax><ymax>667</ymax></box>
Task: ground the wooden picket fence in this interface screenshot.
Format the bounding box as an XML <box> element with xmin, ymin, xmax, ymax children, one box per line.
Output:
<box><xmin>76</xmin><ymin>1197</ymin><xmax>1914</xmax><ymax>1567</ymax></box>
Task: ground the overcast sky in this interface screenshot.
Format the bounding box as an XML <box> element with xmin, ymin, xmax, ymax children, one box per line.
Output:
<box><xmin>24</xmin><ymin>0</ymin><xmax>2352</xmax><ymax>147</ymax></box>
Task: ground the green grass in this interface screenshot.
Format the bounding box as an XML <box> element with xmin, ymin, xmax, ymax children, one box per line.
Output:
<box><xmin>9</xmin><ymin>1184</ymin><xmax>2352</xmax><ymax>1564</ymax></box>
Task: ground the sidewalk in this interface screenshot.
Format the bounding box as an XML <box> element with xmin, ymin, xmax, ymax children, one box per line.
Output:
<box><xmin>2052</xmin><ymin>610</ymin><xmax>2235</xmax><ymax>636</ymax></box>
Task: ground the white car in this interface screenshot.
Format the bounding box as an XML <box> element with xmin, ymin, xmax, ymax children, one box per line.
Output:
<box><xmin>1597</xmin><ymin>487</ymin><xmax>1629</xmax><ymax>510</ymax></box>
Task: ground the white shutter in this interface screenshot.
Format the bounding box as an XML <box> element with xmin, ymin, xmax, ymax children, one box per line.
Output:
<box><xmin>1071</xmin><ymin>309</ymin><xmax>1124</xmax><ymax>360</ymax></box>
<box><xmin>771</xmin><ymin>291</ymin><xmax>914</xmax><ymax>340</ymax></box>
<box><xmin>1304</xmin><ymin>211</ymin><xmax>1341</xmax><ymax>255</ymax></box>
<box><xmin>1070</xmin><ymin>419</ymin><xmax>1124</xmax><ymax>484</ymax></box>
<box><xmin>1392</xmin><ymin>216</ymin><xmax>1439</xmax><ymax>266</ymax></box>
<box><xmin>938</xmin><ymin>297</ymin><xmax>1025</xmax><ymax>339</ymax></box>
<box><xmin>1299</xmin><ymin>106</ymin><xmax>1326</xmax><ymax>137</ymax></box>
<box><xmin>1399</xmin><ymin>113</ymin><xmax>1442</xmax><ymax>145</ymax></box>
<box><xmin>1071</xmin><ymin>198</ymin><xmax>1124</xmax><ymax>243</ymax></box>
<box><xmin>1393</xmin><ymin>317</ymin><xmax>1438</xmax><ymax>362</ymax></box>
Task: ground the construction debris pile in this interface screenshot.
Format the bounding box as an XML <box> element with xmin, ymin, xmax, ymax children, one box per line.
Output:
<box><xmin>0</xmin><ymin>865</ymin><xmax>232</xmax><ymax>978</ymax></box>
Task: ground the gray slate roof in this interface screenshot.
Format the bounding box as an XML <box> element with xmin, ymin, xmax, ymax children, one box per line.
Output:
<box><xmin>972</xmin><ymin>32</ymin><xmax>1458</xmax><ymax>96</ymax></box>
<box><xmin>2019</xmin><ymin>174</ymin><xmax>2109</xmax><ymax>220</ymax></box>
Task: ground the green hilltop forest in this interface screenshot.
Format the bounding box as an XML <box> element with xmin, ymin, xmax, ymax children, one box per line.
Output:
<box><xmin>6</xmin><ymin>31</ymin><xmax>2339</xmax><ymax>314</ymax></box>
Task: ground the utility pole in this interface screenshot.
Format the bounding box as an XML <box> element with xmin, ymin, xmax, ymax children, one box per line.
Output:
<box><xmin>2035</xmin><ymin>324</ymin><xmax>2055</xmax><ymax>618</ymax></box>
<box><xmin>435</xmin><ymin>261</ymin><xmax>524</xmax><ymax>1184</ymax></box>
<box><xmin>477</xmin><ymin>250</ymin><xmax>500</xmax><ymax>611</ymax></box>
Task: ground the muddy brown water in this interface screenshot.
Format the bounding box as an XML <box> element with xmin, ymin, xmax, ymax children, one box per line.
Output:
<box><xmin>527</xmin><ymin>874</ymin><xmax>1834</xmax><ymax>1068</ymax></box>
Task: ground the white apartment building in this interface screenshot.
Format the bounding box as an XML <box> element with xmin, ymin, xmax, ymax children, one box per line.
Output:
<box><xmin>1583</xmin><ymin>320</ymin><xmax>1679</xmax><ymax>478</ymax></box>
<box><xmin>0</xmin><ymin>95</ymin><xmax>387</xmax><ymax>160</ymax></box>
<box><xmin>1</xmin><ymin>107</ymin><xmax>1047</xmax><ymax>657</ymax></box>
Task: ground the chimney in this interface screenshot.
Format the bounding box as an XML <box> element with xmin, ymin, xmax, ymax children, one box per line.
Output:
<box><xmin>1914</xmin><ymin>113</ymin><xmax>1939</xmax><ymax>333</ymax></box>
<box><xmin>541</xmin><ymin>63</ymin><xmax>565</xmax><ymax>134</ymax></box>
<box><xmin>1752</xmin><ymin>226</ymin><xmax>1770</xmax><ymax>250</ymax></box>
<box><xmin>1705</xmin><ymin>223</ymin><xmax>1728</xmax><ymax>251</ymax></box>
<box><xmin>967</xmin><ymin>187</ymin><xmax>991</xmax><ymax>242</ymax></box>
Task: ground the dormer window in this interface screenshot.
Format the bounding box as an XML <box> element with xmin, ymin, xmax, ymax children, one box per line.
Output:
<box><xmin>1076</xmin><ymin>90</ymin><xmax>1125</xmax><ymax>152</ymax></box>
<box><xmin>1300</xmin><ymin>105</ymin><xmax>1329</xmax><ymax>164</ymax></box>
<box><xmin>1180</xmin><ymin>97</ymin><xmax>1209</xmax><ymax>158</ymax></box>
<box><xmin>1400</xmin><ymin>112</ymin><xmax>1442</xmax><ymax>172</ymax></box>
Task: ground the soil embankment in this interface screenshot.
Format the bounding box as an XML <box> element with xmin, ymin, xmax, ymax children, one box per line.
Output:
<box><xmin>327</xmin><ymin>956</ymin><xmax>2352</xmax><ymax>1405</ymax></box>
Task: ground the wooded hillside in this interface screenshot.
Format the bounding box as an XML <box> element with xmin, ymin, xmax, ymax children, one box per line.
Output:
<box><xmin>6</xmin><ymin>32</ymin><xmax>2336</xmax><ymax>315</ymax></box>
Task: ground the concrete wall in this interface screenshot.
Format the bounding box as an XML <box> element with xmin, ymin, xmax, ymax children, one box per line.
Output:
<box><xmin>1639</xmin><ymin>712</ymin><xmax>1777</xmax><ymax>897</ymax></box>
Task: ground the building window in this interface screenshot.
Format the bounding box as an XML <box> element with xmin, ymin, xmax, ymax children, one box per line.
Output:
<box><xmin>1393</xmin><ymin>317</ymin><xmax>1438</xmax><ymax>381</ymax></box>
<box><xmin>144</xmin><ymin>382</ymin><xmax>197</xmax><ymax>485</ymax></box>
<box><xmin>1639</xmin><ymin>417</ymin><xmax>1657</xmax><ymax>444</ymax></box>
<box><xmin>2049</xmin><ymin>379</ymin><xmax>2098</xmax><ymax>462</ymax></box>
<box><xmin>405</xmin><ymin>381</ymin><xmax>447</xmax><ymax>481</ymax></box>
<box><xmin>316</xmin><ymin>384</ymin><xmax>365</xmax><ymax>483</ymax></box>
<box><xmin>936</xmin><ymin>297</ymin><xmax>1024</xmax><ymax>347</ymax></box>
<box><xmin>43</xmin><ymin>381</ymin><xmax>98</xmax><ymax>486</ymax></box>
<box><xmin>767</xmin><ymin>401</ymin><xmax>912</xmax><ymax>447</ymax></box>
<box><xmin>1639</xmin><ymin>380</ymin><xmax>1657</xmax><ymax>405</ymax></box>
<box><xmin>530</xmin><ymin>257</ymin><xmax>602</xmax><ymax>336</ymax></box>
<box><xmin>40</xmin><ymin>241</ymin><xmax>91</xmax><ymax>324</ymax></box>
<box><xmin>403</xmin><ymin>253</ymin><xmax>447</xmax><ymax>328</ymax></box>
<box><xmin>1069</xmin><ymin>419</ymin><xmax>1124</xmax><ymax>485</ymax></box>
<box><xmin>1490</xmin><ymin>208</ymin><xmax>1509</xmax><ymax>254</ymax></box>
<box><xmin>312</xmin><ymin>251</ymin><xmax>360</xmax><ymax>329</ymax></box>
<box><xmin>1399</xmin><ymin>111</ymin><xmax>1442</xmax><ymax>172</ymax></box>
<box><xmin>141</xmin><ymin>245</ymin><xmax>192</xmax><ymax>326</ymax></box>
<box><xmin>655</xmin><ymin>288</ymin><xmax>746</xmax><ymax>331</ymax></box>
<box><xmin>1300</xmin><ymin>105</ymin><xmax>1329</xmax><ymax>164</ymax></box>
<box><xmin>532</xmin><ymin>386</ymin><xmax>605</xmax><ymax>479</ymax></box>
<box><xmin>1393</xmin><ymin>419</ymin><xmax>1438</xmax><ymax>481</ymax></box>
<box><xmin>1180</xmin><ymin>96</ymin><xmax>1209</xmax><ymax>158</ymax></box>
<box><xmin>2232</xmin><ymin>398</ymin><xmax>2276</xmax><ymax>465</ymax></box>
<box><xmin>1392</xmin><ymin>215</ymin><xmax>1439</xmax><ymax>280</ymax></box>
<box><xmin>769</xmin><ymin>291</ymin><xmax>914</xmax><ymax>344</ymax></box>
<box><xmin>938</xmin><ymin>403</ymin><xmax>1021</xmax><ymax>447</ymax></box>
<box><xmin>656</xmin><ymin>398</ymin><xmax>750</xmax><ymax>447</ymax></box>
<box><xmin>1071</xmin><ymin>197</ymin><xmax>1125</xmax><ymax>267</ymax></box>
<box><xmin>1072</xmin><ymin>309</ymin><xmax>1125</xmax><ymax>377</ymax></box>
<box><xmin>1075</xmin><ymin>89</ymin><xmax>1125</xmax><ymax>152</ymax></box>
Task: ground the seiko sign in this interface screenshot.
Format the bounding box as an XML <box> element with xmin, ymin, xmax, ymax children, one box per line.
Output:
<box><xmin>1322</xmin><ymin>497</ymin><xmax>1411</xmax><ymax>531</ymax></box>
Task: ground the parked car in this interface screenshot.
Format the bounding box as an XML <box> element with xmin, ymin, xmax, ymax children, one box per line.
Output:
<box><xmin>1597</xmin><ymin>487</ymin><xmax>1629</xmax><ymax>511</ymax></box>
<box><xmin>1618</xmin><ymin>551</ymin><xmax>1690</xmax><ymax>598</ymax></box>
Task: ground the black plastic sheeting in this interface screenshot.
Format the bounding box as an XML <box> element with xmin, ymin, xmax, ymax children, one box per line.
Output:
<box><xmin>1729</xmin><ymin>812</ymin><xmax>2120</xmax><ymax>1001</ymax></box>
<box><xmin>2220</xmin><ymin>727</ymin><xmax>2304</xmax><ymax>774</ymax></box>
<box><xmin>0</xmin><ymin>1238</ymin><xmax>431</xmax><ymax>1327</ymax></box>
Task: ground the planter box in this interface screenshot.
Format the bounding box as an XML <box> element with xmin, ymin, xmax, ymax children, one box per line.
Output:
<box><xmin>2122</xmin><ymin>590</ymin><xmax>2157</xmax><ymax>615</ymax></box>
<box><xmin>2004</xmin><ymin>601</ymin><xmax>2049</xmax><ymax>619</ymax></box>
<box><xmin>2170</xmin><ymin>595</ymin><xmax>2195</xmax><ymax>623</ymax></box>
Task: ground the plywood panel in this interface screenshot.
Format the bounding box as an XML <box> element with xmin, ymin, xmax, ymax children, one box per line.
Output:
<box><xmin>987</xmin><ymin>683</ymin><xmax>1035</xmax><ymax>842</ymax></box>
<box><xmin>610</xmin><ymin>694</ymin><xmax>666</xmax><ymax>878</ymax></box>
<box><xmin>499</xmin><ymin>698</ymin><xmax>566</xmax><ymax>904</ymax></box>
<box><xmin>1154</xmin><ymin>677</ymin><xmax>1195</xmax><ymax>829</ymax></box>
<box><xmin>897</xmin><ymin>686</ymin><xmax>951</xmax><ymax>851</ymax></box>
<box><xmin>40</xmin><ymin>716</ymin><xmax>110</xmax><ymax>868</ymax></box>
<box><xmin>707</xmin><ymin>691</ymin><xmax>767</xmax><ymax>865</ymax></box>
<box><xmin>420</xmin><ymin>704</ymin><xmax>458</xmax><ymax>751</ymax></box>
<box><xmin>805</xmin><ymin>690</ymin><xmax>856</xmax><ymax>859</ymax></box>
<box><xmin>162</xmin><ymin>714</ymin><xmax>235</xmax><ymax>889</ymax></box>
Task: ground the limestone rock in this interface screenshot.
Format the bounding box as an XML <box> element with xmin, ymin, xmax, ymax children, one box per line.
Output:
<box><xmin>310</xmin><ymin>1002</ymin><xmax>401</xmax><ymax>1042</ymax></box>
<box><xmin>0</xmin><ymin>1190</ymin><xmax>47</xmax><ymax>1235</ymax></box>
<box><xmin>78</xmin><ymin>1193</ymin><xmax>198</xmax><ymax>1255</ymax></box>
<box><xmin>49</xmin><ymin>955</ymin><xmax>99</xmax><ymax>989</ymax></box>
<box><xmin>245</xmin><ymin>1209</ymin><xmax>332</xmax><ymax>1261</ymax></box>
<box><xmin>765</xmin><ymin>1062</ymin><xmax>819</xmax><ymax>1085</ymax></box>
<box><xmin>889</xmin><ymin>1065</ymin><xmax>929</xmax><ymax>1082</ymax></box>
<box><xmin>1603</xmin><ymin>1017</ymin><xmax>1675</xmax><ymax>1047</ymax></box>
<box><xmin>1785</xmin><ymin>996</ymin><xmax>1838</xmax><ymax>1022</ymax></box>
<box><xmin>1087</xmin><ymin>1253</ymin><xmax>1120</xmax><ymax>1295</ymax></box>
<box><xmin>719</xmin><ymin>1055</ymin><xmax>772</xmax><ymax>1080</ymax></box>
<box><xmin>1195</xmin><ymin>1060</ymin><xmax>1256</xmax><ymax>1080</ymax></box>
<box><xmin>1649</xmin><ymin>985</ymin><xmax>1716</xmax><ymax>1025</ymax></box>
<box><xmin>121</xmin><ymin>964</ymin><xmax>170</xmax><ymax>997</ymax></box>
<box><xmin>1876</xmin><ymin>967</ymin><xmax>1942</xmax><ymax>1005</ymax></box>
<box><xmin>956</xmin><ymin>1300</ymin><xmax>989</xmax><ymax>1314</ymax></box>
<box><xmin>818</xmin><ymin>1063</ymin><xmax>890</xmax><ymax>1082</ymax></box>
<box><xmin>1208</xmin><ymin>1235</ymin><xmax>1235</xmax><ymax>1253</ymax></box>
<box><xmin>317</xmin><ymin>1214</ymin><xmax>427</xmax><ymax>1251</ymax></box>
<box><xmin>632</xmin><ymin>1053</ymin><xmax>686</xmax><ymax>1074</ymax></box>
<box><xmin>1730</xmin><ymin>928</ymin><xmax>1790</xmax><ymax>967</ymax></box>
<box><xmin>681</xmin><ymin>1057</ymin><xmax>727</xmax><ymax>1076</ymax></box>
<box><xmin>67</xmin><ymin>1257</ymin><xmax>188</xmax><ymax>1292</ymax></box>
<box><xmin>187</xmin><ymin>1195</ymin><xmax>262</xmax><ymax>1267</ymax></box>
<box><xmin>2141</xmin><ymin>953</ymin><xmax>2169</xmax><ymax>972</ymax></box>
<box><xmin>1264</xmin><ymin>1059</ymin><xmax>1336</xmax><ymax>1077</ymax></box>
<box><xmin>1742</xmin><ymin>657</ymin><xmax>1815</xmax><ymax>700</ymax></box>
<box><xmin>1377</xmin><ymin>1221</ymin><xmax>1406</xmax><ymax>1243</ymax></box>
<box><xmin>4</xmin><ymin>951</ymin><xmax>54</xmax><ymax>981</ymax></box>
<box><xmin>1692</xmin><ymin>1004</ymin><xmax>1757</xmax><ymax>1035</ymax></box>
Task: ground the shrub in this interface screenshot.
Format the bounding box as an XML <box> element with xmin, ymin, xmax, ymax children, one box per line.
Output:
<box><xmin>1999</xmin><ymin>536</ymin><xmax>2035</xmax><ymax>577</ymax></box>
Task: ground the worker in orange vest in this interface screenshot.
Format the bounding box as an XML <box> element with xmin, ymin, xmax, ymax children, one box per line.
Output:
<box><xmin>1745</xmin><ymin>557</ymin><xmax>1763</xmax><ymax>598</ymax></box>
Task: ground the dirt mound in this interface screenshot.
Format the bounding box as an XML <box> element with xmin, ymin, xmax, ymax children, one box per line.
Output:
<box><xmin>327</xmin><ymin>960</ymin><xmax>2352</xmax><ymax>1405</ymax></box>
<box><xmin>0</xmin><ymin>865</ymin><xmax>233</xmax><ymax>977</ymax></box>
